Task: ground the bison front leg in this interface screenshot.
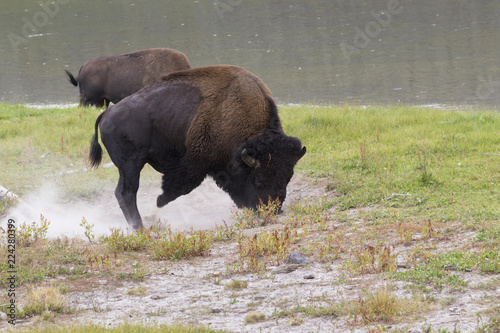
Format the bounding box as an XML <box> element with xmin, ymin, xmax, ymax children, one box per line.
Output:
<box><xmin>157</xmin><ymin>168</ymin><xmax>205</xmax><ymax>208</ymax></box>
<box><xmin>115</xmin><ymin>167</ymin><xmax>143</xmax><ymax>230</ymax></box>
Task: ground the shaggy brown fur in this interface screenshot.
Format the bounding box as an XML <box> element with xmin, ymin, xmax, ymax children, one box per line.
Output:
<box><xmin>161</xmin><ymin>65</ymin><xmax>280</xmax><ymax>167</ymax></box>
<box><xmin>90</xmin><ymin>65</ymin><xmax>305</xmax><ymax>230</ymax></box>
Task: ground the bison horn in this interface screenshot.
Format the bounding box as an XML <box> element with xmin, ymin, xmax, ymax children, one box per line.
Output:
<box><xmin>299</xmin><ymin>146</ymin><xmax>307</xmax><ymax>158</ymax></box>
<box><xmin>241</xmin><ymin>149</ymin><xmax>260</xmax><ymax>168</ymax></box>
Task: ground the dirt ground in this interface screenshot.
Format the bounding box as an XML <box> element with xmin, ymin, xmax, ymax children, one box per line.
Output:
<box><xmin>2</xmin><ymin>176</ymin><xmax>499</xmax><ymax>332</ymax></box>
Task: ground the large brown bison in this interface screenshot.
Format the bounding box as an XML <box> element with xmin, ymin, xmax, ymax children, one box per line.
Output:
<box><xmin>89</xmin><ymin>65</ymin><xmax>306</xmax><ymax>230</ymax></box>
<box><xmin>65</xmin><ymin>48</ymin><xmax>191</xmax><ymax>107</ymax></box>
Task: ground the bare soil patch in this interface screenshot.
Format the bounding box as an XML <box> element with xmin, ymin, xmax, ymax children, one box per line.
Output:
<box><xmin>1</xmin><ymin>176</ymin><xmax>499</xmax><ymax>332</ymax></box>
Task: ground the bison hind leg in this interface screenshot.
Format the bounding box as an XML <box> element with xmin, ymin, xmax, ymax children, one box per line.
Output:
<box><xmin>115</xmin><ymin>165</ymin><xmax>144</xmax><ymax>230</ymax></box>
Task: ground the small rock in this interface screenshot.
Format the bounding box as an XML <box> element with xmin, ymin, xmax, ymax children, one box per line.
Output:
<box><xmin>303</xmin><ymin>274</ymin><xmax>315</xmax><ymax>279</ymax></box>
<box><xmin>211</xmin><ymin>308</ymin><xmax>222</xmax><ymax>313</ymax></box>
<box><xmin>363</xmin><ymin>244</ymin><xmax>374</xmax><ymax>251</ymax></box>
<box><xmin>444</xmin><ymin>264</ymin><xmax>456</xmax><ymax>270</ymax></box>
<box><xmin>288</xmin><ymin>252</ymin><xmax>308</xmax><ymax>265</ymax></box>
<box><xmin>272</xmin><ymin>264</ymin><xmax>301</xmax><ymax>274</ymax></box>
<box><xmin>150</xmin><ymin>294</ymin><xmax>167</xmax><ymax>300</ymax></box>
<box><xmin>0</xmin><ymin>311</ymin><xmax>7</xmax><ymax>321</ymax></box>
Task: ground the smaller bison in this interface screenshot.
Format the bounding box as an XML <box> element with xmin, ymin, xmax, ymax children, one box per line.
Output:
<box><xmin>65</xmin><ymin>48</ymin><xmax>191</xmax><ymax>107</ymax></box>
<box><xmin>90</xmin><ymin>65</ymin><xmax>306</xmax><ymax>230</ymax></box>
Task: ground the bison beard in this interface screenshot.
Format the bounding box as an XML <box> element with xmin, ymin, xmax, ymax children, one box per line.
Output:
<box><xmin>89</xmin><ymin>65</ymin><xmax>306</xmax><ymax>230</ymax></box>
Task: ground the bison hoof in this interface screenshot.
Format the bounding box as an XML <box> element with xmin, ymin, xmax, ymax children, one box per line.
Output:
<box><xmin>157</xmin><ymin>194</ymin><xmax>169</xmax><ymax>208</ymax></box>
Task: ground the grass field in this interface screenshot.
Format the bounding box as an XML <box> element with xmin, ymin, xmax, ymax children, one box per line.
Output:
<box><xmin>0</xmin><ymin>103</ymin><xmax>499</xmax><ymax>332</ymax></box>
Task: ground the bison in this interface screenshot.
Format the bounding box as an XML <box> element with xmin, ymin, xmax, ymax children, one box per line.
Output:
<box><xmin>89</xmin><ymin>65</ymin><xmax>306</xmax><ymax>230</ymax></box>
<box><xmin>65</xmin><ymin>48</ymin><xmax>191</xmax><ymax>107</ymax></box>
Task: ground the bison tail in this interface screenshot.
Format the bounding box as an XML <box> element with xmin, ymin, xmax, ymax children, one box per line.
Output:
<box><xmin>65</xmin><ymin>70</ymin><xmax>78</xmax><ymax>87</ymax></box>
<box><xmin>89</xmin><ymin>112</ymin><xmax>105</xmax><ymax>168</ymax></box>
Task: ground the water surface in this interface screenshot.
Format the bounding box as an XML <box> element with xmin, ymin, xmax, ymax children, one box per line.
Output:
<box><xmin>1</xmin><ymin>0</ymin><xmax>499</xmax><ymax>107</ymax></box>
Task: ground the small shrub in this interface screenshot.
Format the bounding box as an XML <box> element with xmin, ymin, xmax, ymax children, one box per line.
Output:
<box><xmin>245</xmin><ymin>312</ymin><xmax>266</xmax><ymax>324</ymax></box>
<box><xmin>17</xmin><ymin>215</ymin><xmax>50</xmax><ymax>247</ymax></box>
<box><xmin>127</xmin><ymin>286</ymin><xmax>148</xmax><ymax>296</ymax></box>
<box><xmin>149</xmin><ymin>227</ymin><xmax>212</xmax><ymax>260</ymax></box>
<box><xmin>355</xmin><ymin>286</ymin><xmax>397</xmax><ymax>323</ymax></box>
<box><xmin>85</xmin><ymin>251</ymin><xmax>114</xmax><ymax>273</ymax></box>
<box><xmin>343</xmin><ymin>243</ymin><xmax>398</xmax><ymax>275</ymax></box>
<box><xmin>416</xmin><ymin>147</ymin><xmax>440</xmax><ymax>187</ymax></box>
<box><xmin>20</xmin><ymin>285</ymin><xmax>67</xmax><ymax>318</ymax></box>
<box><xmin>224</xmin><ymin>280</ymin><xmax>248</xmax><ymax>290</ymax></box>
<box><xmin>289</xmin><ymin>315</ymin><xmax>304</xmax><ymax>326</ymax></box>
<box><xmin>236</xmin><ymin>226</ymin><xmax>298</xmax><ymax>274</ymax></box>
<box><xmin>255</xmin><ymin>197</ymin><xmax>281</xmax><ymax>224</ymax></box>
<box><xmin>103</xmin><ymin>226</ymin><xmax>158</xmax><ymax>253</ymax></box>
<box><xmin>232</xmin><ymin>197</ymin><xmax>281</xmax><ymax>228</ymax></box>
<box><xmin>213</xmin><ymin>220</ymin><xmax>240</xmax><ymax>241</ymax></box>
<box><xmin>79</xmin><ymin>217</ymin><xmax>95</xmax><ymax>244</ymax></box>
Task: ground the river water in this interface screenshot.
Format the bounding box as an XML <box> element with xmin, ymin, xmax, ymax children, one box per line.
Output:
<box><xmin>1</xmin><ymin>0</ymin><xmax>499</xmax><ymax>107</ymax></box>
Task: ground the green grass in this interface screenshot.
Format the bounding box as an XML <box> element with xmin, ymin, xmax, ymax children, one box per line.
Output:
<box><xmin>0</xmin><ymin>233</ymin><xmax>89</xmax><ymax>288</ymax></box>
<box><xmin>1</xmin><ymin>103</ymin><xmax>499</xmax><ymax>228</ymax></box>
<box><xmin>391</xmin><ymin>249</ymin><xmax>500</xmax><ymax>292</ymax></box>
<box><xmin>281</xmin><ymin>105</ymin><xmax>499</xmax><ymax>224</ymax></box>
<box><xmin>0</xmin><ymin>104</ymin><xmax>114</xmax><ymax>199</ymax></box>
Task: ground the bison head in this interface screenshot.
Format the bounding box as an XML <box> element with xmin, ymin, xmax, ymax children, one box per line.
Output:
<box><xmin>217</xmin><ymin>132</ymin><xmax>306</xmax><ymax>212</ymax></box>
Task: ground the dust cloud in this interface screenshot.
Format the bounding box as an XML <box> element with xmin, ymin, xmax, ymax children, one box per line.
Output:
<box><xmin>2</xmin><ymin>178</ymin><xmax>237</xmax><ymax>238</ymax></box>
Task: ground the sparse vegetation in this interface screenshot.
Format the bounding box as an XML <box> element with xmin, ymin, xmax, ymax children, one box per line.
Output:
<box><xmin>1</xmin><ymin>103</ymin><xmax>499</xmax><ymax>331</ymax></box>
<box><xmin>20</xmin><ymin>285</ymin><xmax>71</xmax><ymax>319</ymax></box>
<box><xmin>476</xmin><ymin>305</ymin><xmax>500</xmax><ymax>333</ymax></box>
<box><xmin>343</xmin><ymin>243</ymin><xmax>399</xmax><ymax>275</ymax></box>
<box><xmin>126</xmin><ymin>286</ymin><xmax>148</xmax><ymax>296</ymax></box>
<box><xmin>149</xmin><ymin>226</ymin><xmax>213</xmax><ymax>260</ymax></box>
<box><xmin>354</xmin><ymin>286</ymin><xmax>399</xmax><ymax>323</ymax></box>
<box><xmin>7</xmin><ymin>323</ymin><xmax>228</xmax><ymax>333</ymax></box>
<box><xmin>245</xmin><ymin>312</ymin><xmax>266</xmax><ymax>324</ymax></box>
<box><xmin>103</xmin><ymin>226</ymin><xmax>159</xmax><ymax>252</ymax></box>
<box><xmin>232</xmin><ymin>225</ymin><xmax>299</xmax><ymax>274</ymax></box>
<box><xmin>16</xmin><ymin>215</ymin><xmax>50</xmax><ymax>247</ymax></box>
<box><xmin>224</xmin><ymin>279</ymin><xmax>248</xmax><ymax>290</ymax></box>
